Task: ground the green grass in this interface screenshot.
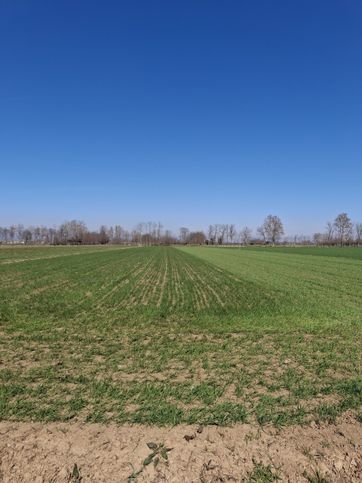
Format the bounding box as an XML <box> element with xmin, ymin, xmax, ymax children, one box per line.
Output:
<box><xmin>0</xmin><ymin>245</ymin><xmax>361</xmax><ymax>426</ymax></box>
<box><xmin>244</xmin><ymin>245</ymin><xmax>362</xmax><ymax>260</ymax></box>
<box><xmin>247</xmin><ymin>460</ymin><xmax>280</xmax><ymax>482</ymax></box>
<box><xmin>0</xmin><ymin>244</ymin><xmax>123</xmax><ymax>262</ymax></box>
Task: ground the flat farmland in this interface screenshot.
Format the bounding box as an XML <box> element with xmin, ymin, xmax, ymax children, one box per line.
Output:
<box><xmin>1</xmin><ymin>245</ymin><xmax>361</xmax><ymax>425</ymax></box>
<box><xmin>0</xmin><ymin>245</ymin><xmax>361</xmax><ymax>481</ymax></box>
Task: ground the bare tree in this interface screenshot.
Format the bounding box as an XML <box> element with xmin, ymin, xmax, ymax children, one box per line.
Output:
<box><xmin>135</xmin><ymin>223</ymin><xmax>144</xmax><ymax>244</ymax></box>
<box><xmin>218</xmin><ymin>224</ymin><xmax>227</xmax><ymax>245</ymax></box>
<box><xmin>15</xmin><ymin>225</ymin><xmax>24</xmax><ymax>243</ymax></box>
<box><xmin>9</xmin><ymin>225</ymin><xmax>16</xmax><ymax>243</ymax></box>
<box><xmin>240</xmin><ymin>226</ymin><xmax>252</xmax><ymax>245</ymax></box>
<box><xmin>99</xmin><ymin>225</ymin><xmax>109</xmax><ymax>244</ymax></box>
<box><xmin>325</xmin><ymin>221</ymin><xmax>334</xmax><ymax>246</ymax></box>
<box><xmin>179</xmin><ymin>227</ymin><xmax>189</xmax><ymax>244</ymax></box>
<box><xmin>188</xmin><ymin>231</ymin><xmax>206</xmax><ymax>244</ymax></box>
<box><xmin>48</xmin><ymin>227</ymin><xmax>57</xmax><ymax>244</ymax></box>
<box><xmin>256</xmin><ymin>225</ymin><xmax>266</xmax><ymax>244</ymax></box>
<box><xmin>262</xmin><ymin>215</ymin><xmax>284</xmax><ymax>245</ymax></box>
<box><xmin>113</xmin><ymin>225</ymin><xmax>123</xmax><ymax>243</ymax></box>
<box><xmin>296</xmin><ymin>234</ymin><xmax>310</xmax><ymax>245</ymax></box>
<box><xmin>208</xmin><ymin>225</ymin><xmax>215</xmax><ymax>245</ymax></box>
<box><xmin>23</xmin><ymin>229</ymin><xmax>32</xmax><ymax>244</ymax></box>
<box><xmin>355</xmin><ymin>222</ymin><xmax>362</xmax><ymax>247</ymax></box>
<box><xmin>334</xmin><ymin>213</ymin><xmax>352</xmax><ymax>246</ymax></box>
<box><xmin>3</xmin><ymin>227</ymin><xmax>10</xmax><ymax>242</ymax></box>
<box><xmin>163</xmin><ymin>230</ymin><xmax>174</xmax><ymax>245</ymax></box>
<box><xmin>228</xmin><ymin>224</ymin><xmax>236</xmax><ymax>244</ymax></box>
<box><xmin>156</xmin><ymin>222</ymin><xmax>163</xmax><ymax>242</ymax></box>
<box><xmin>313</xmin><ymin>233</ymin><xmax>323</xmax><ymax>246</ymax></box>
<box><xmin>225</xmin><ymin>224</ymin><xmax>231</xmax><ymax>243</ymax></box>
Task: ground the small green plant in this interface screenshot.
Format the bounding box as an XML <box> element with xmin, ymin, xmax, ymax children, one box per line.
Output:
<box><xmin>128</xmin><ymin>442</ymin><xmax>172</xmax><ymax>482</ymax></box>
<box><xmin>247</xmin><ymin>459</ymin><xmax>280</xmax><ymax>482</ymax></box>
<box><xmin>68</xmin><ymin>463</ymin><xmax>82</xmax><ymax>482</ymax></box>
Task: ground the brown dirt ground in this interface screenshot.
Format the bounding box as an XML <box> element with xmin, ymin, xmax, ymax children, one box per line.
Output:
<box><xmin>0</xmin><ymin>414</ymin><xmax>361</xmax><ymax>482</ymax></box>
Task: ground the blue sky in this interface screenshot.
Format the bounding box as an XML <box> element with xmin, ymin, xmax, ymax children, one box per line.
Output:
<box><xmin>1</xmin><ymin>0</ymin><xmax>361</xmax><ymax>236</ymax></box>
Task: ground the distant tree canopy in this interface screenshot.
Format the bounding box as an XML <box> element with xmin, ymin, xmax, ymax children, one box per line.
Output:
<box><xmin>1</xmin><ymin>213</ymin><xmax>361</xmax><ymax>246</ymax></box>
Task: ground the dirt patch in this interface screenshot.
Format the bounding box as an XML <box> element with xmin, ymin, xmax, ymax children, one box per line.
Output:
<box><xmin>0</xmin><ymin>414</ymin><xmax>361</xmax><ymax>482</ymax></box>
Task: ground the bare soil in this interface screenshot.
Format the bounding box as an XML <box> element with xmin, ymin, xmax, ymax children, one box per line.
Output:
<box><xmin>0</xmin><ymin>414</ymin><xmax>361</xmax><ymax>482</ymax></box>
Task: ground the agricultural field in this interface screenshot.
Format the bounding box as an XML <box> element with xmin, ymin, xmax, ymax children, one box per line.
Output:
<box><xmin>0</xmin><ymin>245</ymin><xmax>361</xmax><ymax>481</ymax></box>
<box><xmin>244</xmin><ymin>245</ymin><xmax>362</xmax><ymax>260</ymax></box>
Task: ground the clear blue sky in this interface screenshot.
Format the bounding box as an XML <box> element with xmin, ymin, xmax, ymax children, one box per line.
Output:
<box><xmin>1</xmin><ymin>0</ymin><xmax>361</xmax><ymax>236</ymax></box>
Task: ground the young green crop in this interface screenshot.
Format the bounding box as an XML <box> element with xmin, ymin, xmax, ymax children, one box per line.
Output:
<box><xmin>0</xmin><ymin>245</ymin><xmax>361</xmax><ymax>426</ymax></box>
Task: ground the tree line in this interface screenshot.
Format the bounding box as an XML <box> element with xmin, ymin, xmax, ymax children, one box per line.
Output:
<box><xmin>0</xmin><ymin>221</ymin><xmax>174</xmax><ymax>246</ymax></box>
<box><xmin>0</xmin><ymin>213</ymin><xmax>361</xmax><ymax>247</ymax></box>
<box><xmin>313</xmin><ymin>213</ymin><xmax>361</xmax><ymax>247</ymax></box>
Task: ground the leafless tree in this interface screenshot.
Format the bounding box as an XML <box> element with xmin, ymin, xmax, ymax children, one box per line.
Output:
<box><xmin>98</xmin><ymin>225</ymin><xmax>109</xmax><ymax>244</ymax></box>
<box><xmin>179</xmin><ymin>227</ymin><xmax>190</xmax><ymax>244</ymax></box>
<box><xmin>113</xmin><ymin>225</ymin><xmax>123</xmax><ymax>243</ymax></box>
<box><xmin>325</xmin><ymin>221</ymin><xmax>334</xmax><ymax>245</ymax></box>
<box><xmin>355</xmin><ymin>222</ymin><xmax>362</xmax><ymax>247</ymax></box>
<box><xmin>14</xmin><ymin>228</ymin><xmax>22</xmax><ymax>243</ymax></box>
<box><xmin>218</xmin><ymin>224</ymin><xmax>227</xmax><ymax>245</ymax></box>
<box><xmin>9</xmin><ymin>225</ymin><xmax>16</xmax><ymax>243</ymax></box>
<box><xmin>208</xmin><ymin>225</ymin><xmax>218</xmax><ymax>245</ymax></box>
<box><xmin>313</xmin><ymin>233</ymin><xmax>323</xmax><ymax>246</ymax></box>
<box><xmin>188</xmin><ymin>231</ymin><xmax>206</xmax><ymax>245</ymax></box>
<box><xmin>256</xmin><ymin>225</ymin><xmax>266</xmax><ymax>244</ymax></box>
<box><xmin>48</xmin><ymin>227</ymin><xmax>57</xmax><ymax>244</ymax></box>
<box><xmin>224</xmin><ymin>224</ymin><xmax>230</xmax><ymax>243</ymax></box>
<box><xmin>240</xmin><ymin>226</ymin><xmax>252</xmax><ymax>245</ymax></box>
<box><xmin>228</xmin><ymin>224</ymin><xmax>236</xmax><ymax>244</ymax></box>
<box><xmin>297</xmin><ymin>234</ymin><xmax>311</xmax><ymax>245</ymax></box>
<box><xmin>135</xmin><ymin>223</ymin><xmax>144</xmax><ymax>244</ymax></box>
<box><xmin>334</xmin><ymin>213</ymin><xmax>352</xmax><ymax>246</ymax></box>
<box><xmin>23</xmin><ymin>229</ymin><xmax>32</xmax><ymax>244</ymax></box>
<box><xmin>3</xmin><ymin>227</ymin><xmax>10</xmax><ymax>242</ymax></box>
<box><xmin>261</xmin><ymin>215</ymin><xmax>284</xmax><ymax>245</ymax></box>
<box><xmin>163</xmin><ymin>230</ymin><xmax>174</xmax><ymax>245</ymax></box>
<box><xmin>156</xmin><ymin>222</ymin><xmax>163</xmax><ymax>242</ymax></box>
<box><xmin>58</xmin><ymin>220</ymin><xmax>88</xmax><ymax>244</ymax></box>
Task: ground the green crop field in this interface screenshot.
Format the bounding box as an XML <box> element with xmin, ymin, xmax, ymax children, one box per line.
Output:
<box><xmin>244</xmin><ymin>245</ymin><xmax>362</xmax><ymax>260</ymax></box>
<box><xmin>0</xmin><ymin>245</ymin><xmax>361</xmax><ymax>427</ymax></box>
